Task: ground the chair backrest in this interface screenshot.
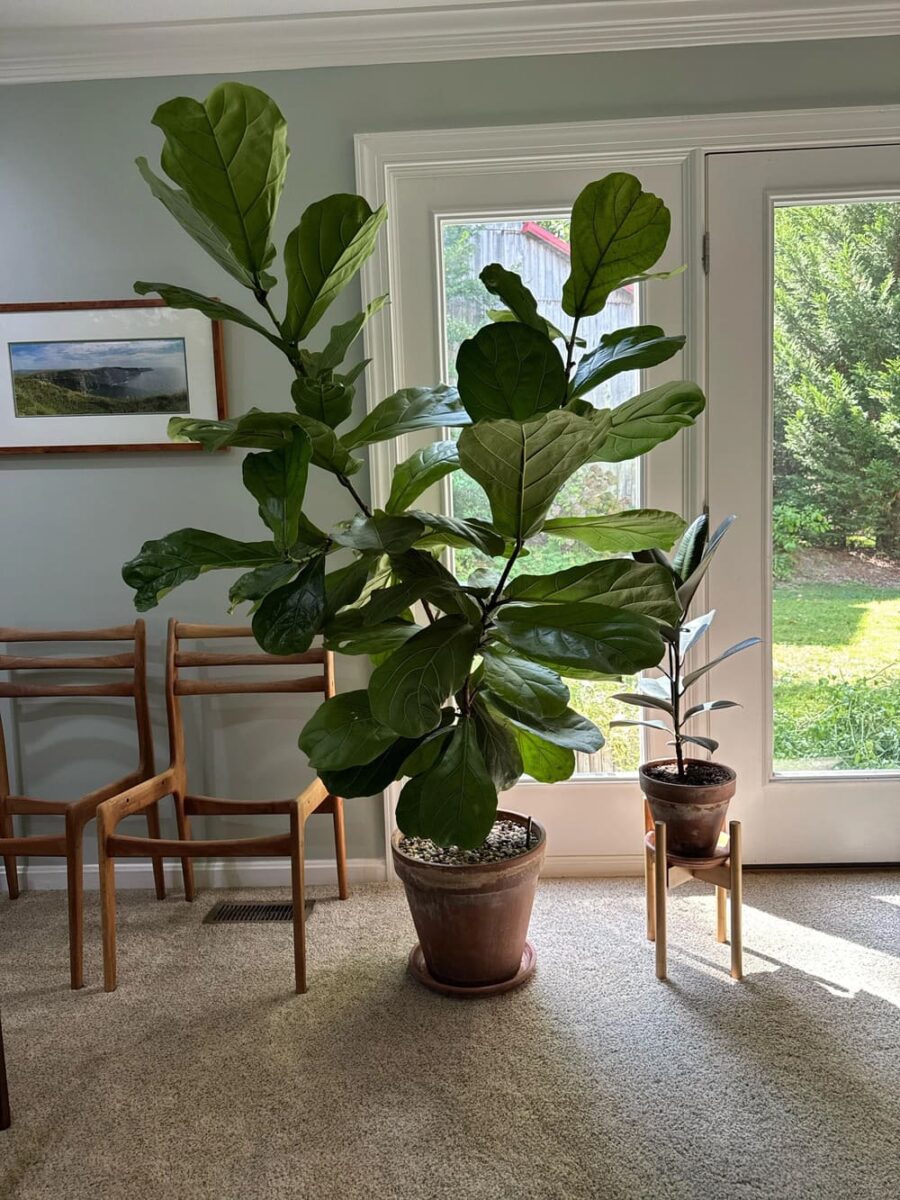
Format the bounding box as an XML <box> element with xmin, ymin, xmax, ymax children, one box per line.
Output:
<box><xmin>0</xmin><ymin>622</ymin><xmax>153</xmax><ymax>794</ymax></box>
<box><xmin>164</xmin><ymin>620</ymin><xmax>334</xmax><ymax>773</ymax></box>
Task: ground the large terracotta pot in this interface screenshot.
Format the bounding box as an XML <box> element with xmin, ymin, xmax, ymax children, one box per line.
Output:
<box><xmin>639</xmin><ymin>758</ymin><xmax>737</xmax><ymax>859</ymax></box>
<box><xmin>391</xmin><ymin>809</ymin><xmax>546</xmax><ymax>996</ymax></box>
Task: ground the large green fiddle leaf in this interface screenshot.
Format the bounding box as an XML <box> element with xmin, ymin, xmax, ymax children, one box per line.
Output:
<box><xmin>168</xmin><ymin>408</ymin><xmax>363</xmax><ymax>476</ymax></box>
<box><xmin>389</xmin><ymin>550</ymin><xmax>482</xmax><ymax>622</ymax></box>
<box><xmin>482</xmin><ymin>691</ymin><xmax>604</xmax><ymax>753</ymax></box>
<box><xmin>322</xmin><ymin>555</ymin><xmax>379</xmax><ymax>620</ymax></box>
<box><xmin>472</xmin><ymin>699</ymin><xmax>523</xmax><ymax>792</ymax></box>
<box><xmin>409</xmin><ymin>511</ymin><xmax>505</xmax><ymax>558</ymax></box>
<box><xmin>228</xmin><ymin>560</ymin><xmax>299</xmax><ymax>614</ymax></box>
<box><xmin>543</xmin><ymin>508</ymin><xmax>686</xmax><ymax>553</ymax></box>
<box><xmin>343</xmin><ymin>385</ymin><xmax>470</xmax><ymax>449</ymax></box>
<box><xmin>506</xmin><ymin>559</ymin><xmax>680</xmax><ymax>621</ymax></box>
<box><xmin>314</xmin><ymin>294</ymin><xmax>388</xmax><ymax>374</ymax></box>
<box><xmin>563</xmin><ymin>173</ymin><xmax>670</xmax><ymax>319</ymax></box>
<box><xmin>298</xmin><ymin>690</ymin><xmax>397</xmax><ymax>771</ymax></box>
<box><xmin>509</xmin><ymin>725</ymin><xmax>576</xmax><ymax>784</ymax></box>
<box><xmin>571</xmin><ymin>325</ymin><xmax>685</xmax><ymax>398</ymax></box>
<box><xmin>134</xmin><ymin>283</ymin><xmax>284</xmax><ymax>350</ymax></box>
<box><xmin>252</xmin><ymin>554</ymin><xmax>326</xmax><ymax>655</ymax></box>
<box><xmin>135</xmin><ymin>157</ymin><xmax>256</xmax><ymax>290</ymax></box>
<box><xmin>325</xmin><ymin>615</ymin><xmax>421</xmax><ymax>657</ymax></box>
<box><xmin>368</xmin><ymin>615</ymin><xmax>479</xmax><ymax>738</ymax></box>
<box><xmin>480</xmin><ymin>645</ymin><xmax>569</xmax><ymax>717</ymax></box>
<box><xmin>123</xmin><ymin>529</ymin><xmax>283</xmax><ymax>612</ymax></box>
<box><xmin>456</xmin><ymin>409</ymin><xmax>604</xmax><ymax>540</ymax></box>
<box><xmin>479</xmin><ymin>264</ymin><xmax>550</xmax><ymax>337</ymax></box>
<box><xmin>385</xmin><ymin>441</ymin><xmax>460</xmax><ymax>513</ymax></box>
<box><xmin>290</xmin><ymin>376</ymin><xmax>354</xmax><ymax>430</ymax></box>
<box><xmin>592</xmin><ymin>381</ymin><xmax>705</xmax><ymax>463</ymax></box>
<box><xmin>396</xmin><ymin>719</ymin><xmax>497</xmax><ymax>849</ymax></box>
<box><xmin>151</xmin><ymin>82</ymin><xmax>288</xmax><ymax>283</ymax></box>
<box><xmin>283</xmin><ymin>194</ymin><xmax>387</xmax><ymax>340</ymax></box>
<box><xmin>241</xmin><ymin>432</ymin><xmax>311</xmax><ymax>551</ymax></box>
<box><xmin>494</xmin><ymin>601</ymin><xmax>665</xmax><ymax>675</ymax></box>
<box><xmin>319</xmin><ymin>733</ymin><xmax>426</xmax><ymax>800</ymax></box>
<box><xmin>332</xmin><ymin>512</ymin><xmax>426</xmax><ymax>554</ymax></box>
<box><xmin>456</xmin><ymin>322</ymin><xmax>567</xmax><ymax>421</ymax></box>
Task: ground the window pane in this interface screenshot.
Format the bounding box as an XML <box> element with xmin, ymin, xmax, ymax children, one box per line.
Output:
<box><xmin>440</xmin><ymin>218</ymin><xmax>641</xmax><ymax>775</ymax></box>
<box><xmin>772</xmin><ymin>201</ymin><xmax>900</xmax><ymax>772</ymax></box>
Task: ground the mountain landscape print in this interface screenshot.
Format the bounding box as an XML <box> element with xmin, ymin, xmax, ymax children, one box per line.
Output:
<box><xmin>10</xmin><ymin>337</ymin><xmax>190</xmax><ymax>417</ymax></box>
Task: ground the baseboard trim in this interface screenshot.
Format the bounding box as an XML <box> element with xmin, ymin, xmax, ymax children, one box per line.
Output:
<box><xmin>17</xmin><ymin>857</ymin><xmax>387</xmax><ymax>892</ymax></box>
<box><xmin>542</xmin><ymin>854</ymin><xmax>644</xmax><ymax>878</ymax></box>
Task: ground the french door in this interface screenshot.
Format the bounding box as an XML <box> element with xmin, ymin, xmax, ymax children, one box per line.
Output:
<box><xmin>707</xmin><ymin>146</ymin><xmax>900</xmax><ymax>863</ymax></box>
<box><xmin>369</xmin><ymin>155</ymin><xmax>696</xmax><ymax>866</ymax></box>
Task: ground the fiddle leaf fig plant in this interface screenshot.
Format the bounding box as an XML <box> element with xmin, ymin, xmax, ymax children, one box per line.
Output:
<box><xmin>611</xmin><ymin>513</ymin><xmax>762</xmax><ymax>778</ymax></box>
<box><xmin>122</xmin><ymin>81</ymin><xmax>708</xmax><ymax>849</ymax></box>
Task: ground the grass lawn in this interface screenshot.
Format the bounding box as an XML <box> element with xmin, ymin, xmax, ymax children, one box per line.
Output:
<box><xmin>773</xmin><ymin>582</ymin><xmax>900</xmax><ymax>771</ymax></box>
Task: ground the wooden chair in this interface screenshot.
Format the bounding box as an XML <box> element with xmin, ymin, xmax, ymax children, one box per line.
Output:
<box><xmin>0</xmin><ymin>622</ymin><xmax>160</xmax><ymax>989</ymax></box>
<box><xmin>96</xmin><ymin>620</ymin><xmax>348</xmax><ymax>995</ymax></box>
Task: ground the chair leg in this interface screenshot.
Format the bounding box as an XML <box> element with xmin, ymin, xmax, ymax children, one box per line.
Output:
<box><xmin>654</xmin><ymin>821</ymin><xmax>667</xmax><ymax>981</ymax></box>
<box><xmin>331</xmin><ymin>795</ymin><xmax>349</xmax><ymax>901</ymax></box>
<box><xmin>65</xmin><ymin>813</ymin><xmax>85</xmax><ymax>990</ymax></box>
<box><xmin>1</xmin><ymin>806</ymin><xmax>19</xmax><ymax>901</ymax></box>
<box><xmin>146</xmin><ymin>801</ymin><xmax>166</xmax><ymax>901</ymax></box>
<box><xmin>729</xmin><ymin>820</ymin><xmax>743</xmax><ymax>981</ymax></box>
<box><xmin>644</xmin><ymin>837</ymin><xmax>656</xmax><ymax>941</ymax></box>
<box><xmin>97</xmin><ymin>824</ymin><xmax>118</xmax><ymax>993</ymax></box>
<box><xmin>174</xmin><ymin>793</ymin><xmax>195</xmax><ymax>902</ymax></box>
<box><xmin>290</xmin><ymin>805</ymin><xmax>307</xmax><ymax>995</ymax></box>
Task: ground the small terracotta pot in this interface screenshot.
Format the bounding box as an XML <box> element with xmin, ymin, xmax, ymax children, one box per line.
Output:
<box><xmin>639</xmin><ymin>758</ymin><xmax>737</xmax><ymax>859</ymax></box>
<box><xmin>391</xmin><ymin>810</ymin><xmax>546</xmax><ymax>993</ymax></box>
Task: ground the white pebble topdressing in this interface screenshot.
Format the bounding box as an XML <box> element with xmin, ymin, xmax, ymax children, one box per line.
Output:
<box><xmin>398</xmin><ymin>819</ymin><xmax>536</xmax><ymax>865</ymax></box>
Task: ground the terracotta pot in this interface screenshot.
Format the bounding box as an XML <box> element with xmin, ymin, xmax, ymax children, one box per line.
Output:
<box><xmin>639</xmin><ymin>758</ymin><xmax>737</xmax><ymax>859</ymax></box>
<box><xmin>391</xmin><ymin>810</ymin><xmax>546</xmax><ymax>994</ymax></box>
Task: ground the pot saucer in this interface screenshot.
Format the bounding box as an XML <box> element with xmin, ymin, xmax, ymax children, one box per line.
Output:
<box><xmin>645</xmin><ymin>830</ymin><xmax>731</xmax><ymax>870</ymax></box>
<box><xmin>407</xmin><ymin>941</ymin><xmax>537</xmax><ymax>998</ymax></box>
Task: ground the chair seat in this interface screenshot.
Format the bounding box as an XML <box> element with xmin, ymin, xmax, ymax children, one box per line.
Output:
<box><xmin>185</xmin><ymin>786</ymin><xmax>333</xmax><ymax>819</ymax></box>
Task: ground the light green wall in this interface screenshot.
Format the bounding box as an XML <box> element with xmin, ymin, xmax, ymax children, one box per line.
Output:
<box><xmin>1</xmin><ymin>37</ymin><xmax>898</xmax><ymax>868</ymax></box>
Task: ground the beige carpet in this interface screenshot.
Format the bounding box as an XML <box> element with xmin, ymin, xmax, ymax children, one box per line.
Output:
<box><xmin>1</xmin><ymin>873</ymin><xmax>898</xmax><ymax>1199</ymax></box>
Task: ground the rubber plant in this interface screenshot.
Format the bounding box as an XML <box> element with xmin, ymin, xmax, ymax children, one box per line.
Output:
<box><xmin>611</xmin><ymin>514</ymin><xmax>762</xmax><ymax>777</ymax></box>
<box><xmin>123</xmin><ymin>81</ymin><xmax>707</xmax><ymax>851</ymax></box>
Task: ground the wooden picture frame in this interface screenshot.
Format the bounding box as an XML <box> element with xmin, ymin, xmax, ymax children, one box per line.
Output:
<box><xmin>0</xmin><ymin>299</ymin><xmax>227</xmax><ymax>455</ymax></box>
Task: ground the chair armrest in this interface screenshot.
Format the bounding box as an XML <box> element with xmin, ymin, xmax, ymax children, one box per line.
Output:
<box><xmin>96</xmin><ymin>770</ymin><xmax>176</xmax><ymax>836</ymax></box>
<box><xmin>297</xmin><ymin>777</ymin><xmax>328</xmax><ymax>820</ymax></box>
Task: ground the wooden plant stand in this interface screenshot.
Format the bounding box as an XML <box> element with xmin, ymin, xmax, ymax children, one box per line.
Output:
<box><xmin>643</xmin><ymin>815</ymin><xmax>743</xmax><ymax>981</ymax></box>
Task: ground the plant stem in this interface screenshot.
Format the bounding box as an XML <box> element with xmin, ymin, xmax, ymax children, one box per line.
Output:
<box><xmin>338</xmin><ymin>474</ymin><xmax>372</xmax><ymax>519</ymax></box>
<box><xmin>564</xmin><ymin>316</ymin><xmax>581</xmax><ymax>380</ymax></box>
<box><xmin>669</xmin><ymin>639</ymin><xmax>686</xmax><ymax>780</ymax></box>
<box><xmin>486</xmin><ymin>538</ymin><xmax>524</xmax><ymax>614</ymax></box>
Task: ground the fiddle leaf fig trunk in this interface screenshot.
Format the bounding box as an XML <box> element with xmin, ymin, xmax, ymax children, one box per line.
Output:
<box><xmin>122</xmin><ymin>81</ymin><xmax>708</xmax><ymax>848</ymax></box>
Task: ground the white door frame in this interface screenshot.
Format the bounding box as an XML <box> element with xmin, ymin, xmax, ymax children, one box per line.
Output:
<box><xmin>355</xmin><ymin>103</ymin><xmax>900</xmax><ymax>878</ymax></box>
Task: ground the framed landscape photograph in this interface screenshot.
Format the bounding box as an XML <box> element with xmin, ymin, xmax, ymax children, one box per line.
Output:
<box><xmin>0</xmin><ymin>299</ymin><xmax>226</xmax><ymax>454</ymax></box>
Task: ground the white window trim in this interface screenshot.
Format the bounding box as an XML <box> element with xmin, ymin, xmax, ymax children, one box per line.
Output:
<box><xmin>354</xmin><ymin>103</ymin><xmax>900</xmax><ymax>878</ymax></box>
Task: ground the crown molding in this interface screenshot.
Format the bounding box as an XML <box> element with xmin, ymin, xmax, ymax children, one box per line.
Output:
<box><xmin>2</xmin><ymin>2</ymin><xmax>900</xmax><ymax>85</ymax></box>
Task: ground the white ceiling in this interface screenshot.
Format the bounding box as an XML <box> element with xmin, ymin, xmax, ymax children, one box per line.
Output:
<box><xmin>1</xmin><ymin>1</ymin><xmax>898</xmax><ymax>84</ymax></box>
